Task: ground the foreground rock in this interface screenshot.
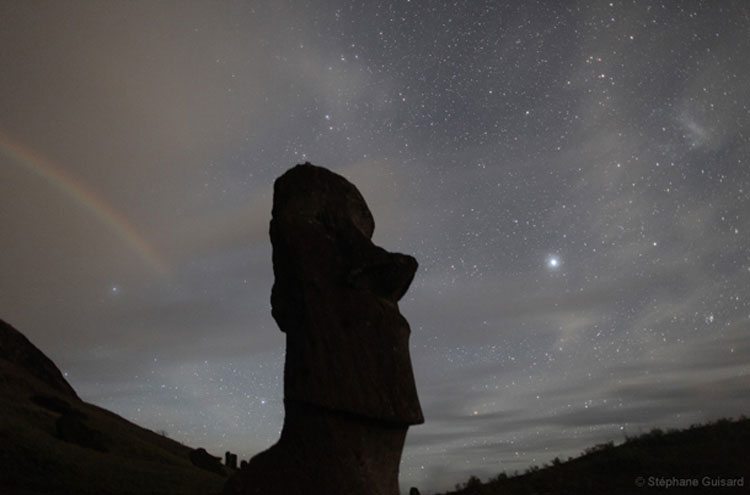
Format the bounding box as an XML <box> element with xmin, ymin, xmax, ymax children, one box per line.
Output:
<box><xmin>224</xmin><ymin>163</ymin><xmax>423</xmax><ymax>495</ymax></box>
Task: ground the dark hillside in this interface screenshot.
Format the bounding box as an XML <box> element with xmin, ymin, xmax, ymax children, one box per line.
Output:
<box><xmin>438</xmin><ymin>417</ymin><xmax>750</xmax><ymax>495</ymax></box>
<box><xmin>0</xmin><ymin>319</ymin><xmax>226</xmax><ymax>494</ymax></box>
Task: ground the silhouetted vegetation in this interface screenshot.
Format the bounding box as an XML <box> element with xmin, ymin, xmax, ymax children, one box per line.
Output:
<box><xmin>434</xmin><ymin>417</ymin><xmax>749</xmax><ymax>495</ymax></box>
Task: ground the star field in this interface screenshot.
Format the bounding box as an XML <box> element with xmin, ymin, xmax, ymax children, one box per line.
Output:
<box><xmin>1</xmin><ymin>1</ymin><xmax>749</xmax><ymax>493</ymax></box>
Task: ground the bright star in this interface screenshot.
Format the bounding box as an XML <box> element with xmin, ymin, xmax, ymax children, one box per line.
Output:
<box><xmin>547</xmin><ymin>256</ymin><xmax>560</xmax><ymax>269</ymax></box>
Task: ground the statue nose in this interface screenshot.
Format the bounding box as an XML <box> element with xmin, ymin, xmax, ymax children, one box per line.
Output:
<box><xmin>379</xmin><ymin>252</ymin><xmax>418</xmax><ymax>302</ymax></box>
<box><xmin>347</xmin><ymin>252</ymin><xmax>418</xmax><ymax>302</ymax></box>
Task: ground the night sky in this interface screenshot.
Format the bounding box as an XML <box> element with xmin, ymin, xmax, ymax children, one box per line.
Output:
<box><xmin>2</xmin><ymin>1</ymin><xmax>749</xmax><ymax>492</ymax></box>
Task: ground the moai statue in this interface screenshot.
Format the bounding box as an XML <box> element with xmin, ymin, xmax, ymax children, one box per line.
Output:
<box><xmin>225</xmin><ymin>451</ymin><xmax>238</xmax><ymax>470</ymax></box>
<box><xmin>224</xmin><ymin>163</ymin><xmax>423</xmax><ymax>495</ymax></box>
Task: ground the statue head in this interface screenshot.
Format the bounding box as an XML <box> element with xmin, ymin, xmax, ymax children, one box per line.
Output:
<box><xmin>269</xmin><ymin>163</ymin><xmax>423</xmax><ymax>425</ymax></box>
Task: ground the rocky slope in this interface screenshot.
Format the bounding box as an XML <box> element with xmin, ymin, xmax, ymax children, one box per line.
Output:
<box><xmin>0</xmin><ymin>318</ymin><xmax>226</xmax><ymax>494</ymax></box>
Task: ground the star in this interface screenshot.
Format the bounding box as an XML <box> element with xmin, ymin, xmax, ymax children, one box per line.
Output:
<box><xmin>546</xmin><ymin>256</ymin><xmax>560</xmax><ymax>269</ymax></box>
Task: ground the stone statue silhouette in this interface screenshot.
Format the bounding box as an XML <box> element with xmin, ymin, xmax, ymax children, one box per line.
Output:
<box><xmin>224</xmin><ymin>163</ymin><xmax>423</xmax><ymax>495</ymax></box>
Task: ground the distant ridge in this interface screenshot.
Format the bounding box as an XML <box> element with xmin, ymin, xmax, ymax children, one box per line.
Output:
<box><xmin>0</xmin><ymin>318</ymin><xmax>227</xmax><ymax>494</ymax></box>
<box><xmin>436</xmin><ymin>417</ymin><xmax>750</xmax><ymax>495</ymax></box>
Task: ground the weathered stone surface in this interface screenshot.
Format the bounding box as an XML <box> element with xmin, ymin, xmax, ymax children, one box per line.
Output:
<box><xmin>270</xmin><ymin>163</ymin><xmax>423</xmax><ymax>424</ymax></box>
<box><xmin>224</xmin><ymin>163</ymin><xmax>423</xmax><ymax>494</ymax></box>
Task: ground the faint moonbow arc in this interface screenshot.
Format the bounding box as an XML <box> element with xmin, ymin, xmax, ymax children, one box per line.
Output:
<box><xmin>0</xmin><ymin>129</ymin><xmax>167</xmax><ymax>274</ymax></box>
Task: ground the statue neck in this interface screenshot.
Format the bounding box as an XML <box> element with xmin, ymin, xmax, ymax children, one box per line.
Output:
<box><xmin>276</xmin><ymin>399</ymin><xmax>409</xmax><ymax>494</ymax></box>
